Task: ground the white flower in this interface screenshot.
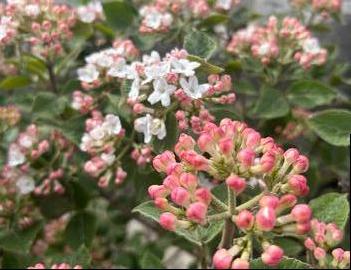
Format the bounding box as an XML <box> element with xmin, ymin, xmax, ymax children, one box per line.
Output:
<box><xmin>171</xmin><ymin>59</ymin><xmax>201</xmax><ymax>77</ymax></box>
<box><xmin>147</xmin><ymin>78</ymin><xmax>176</xmax><ymax>107</ymax></box>
<box><xmin>134</xmin><ymin>114</ymin><xmax>166</xmax><ymax>143</ymax></box>
<box><xmin>24</xmin><ymin>4</ymin><xmax>40</xmax><ymax>17</ymax></box>
<box><xmin>142</xmin><ymin>51</ymin><xmax>161</xmax><ymax>65</ymax></box>
<box><xmin>95</xmin><ymin>52</ymin><xmax>114</xmax><ymax>68</ymax></box>
<box><xmin>142</xmin><ymin>62</ymin><xmax>170</xmax><ymax>84</ymax></box>
<box><xmin>102</xmin><ymin>114</ymin><xmax>122</xmax><ymax>135</ymax></box>
<box><xmin>77</xmin><ymin>64</ymin><xmax>99</xmax><ymax>83</ymax></box>
<box><xmin>107</xmin><ymin>58</ymin><xmax>129</xmax><ymax>78</ymax></box>
<box><xmin>216</xmin><ymin>0</ymin><xmax>233</xmax><ymax>10</ymax></box>
<box><xmin>144</xmin><ymin>10</ymin><xmax>163</xmax><ymax>29</ymax></box>
<box><xmin>78</xmin><ymin>7</ymin><xmax>96</xmax><ymax>23</ymax></box>
<box><xmin>302</xmin><ymin>38</ymin><xmax>321</xmax><ymax>54</ymax></box>
<box><xmin>16</xmin><ymin>175</ymin><xmax>35</xmax><ymax>195</ymax></box>
<box><xmin>18</xmin><ymin>134</ymin><xmax>34</xmax><ymax>148</ymax></box>
<box><xmin>180</xmin><ymin>76</ymin><xmax>209</xmax><ymax>99</ymax></box>
<box><xmin>128</xmin><ymin>78</ymin><xmax>141</xmax><ymax>100</ymax></box>
<box><xmin>258</xmin><ymin>42</ymin><xmax>270</xmax><ymax>56</ymax></box>
<box><xmin>8</xmin><ymin>144</ymin><xmax>25</xmax><ymax>167</ymax></box>
<box><xmin>89</xmin><ymin>126</ymin><xmax>106</xmax><ymax>141</ymax></box>
<box><xmin>101</xmin><ymin>152</ymin><xmax>116</xmax><ymax>165</ymax></box>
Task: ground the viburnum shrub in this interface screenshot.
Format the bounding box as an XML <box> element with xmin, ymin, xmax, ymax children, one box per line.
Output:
<box><xmin>0</xmin><ymin>0</ymin><xmax>350</xmax><ymax>269</ymax></box>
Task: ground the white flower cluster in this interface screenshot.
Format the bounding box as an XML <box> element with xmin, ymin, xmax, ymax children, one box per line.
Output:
<box><xmin>0</xmin><ymin>16</ymin><xmax>17</xmax><ymax>44</ymax></box>
<box><xmin>77</xmin><ymin>0</ymin><xmax>104</xmax><ymax>23</ymax></box>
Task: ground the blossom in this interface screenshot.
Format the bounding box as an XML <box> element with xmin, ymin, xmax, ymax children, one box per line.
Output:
<box><xmin>171</xmin><ymin>59</ymin><xmax>201</xmax><ymax>77</ymax></box>
<box><xmin>77</xmin><ymin>64</ymin><xmax>99</xmax><ymax>83</ymax></box>
<box><xmin>147</xmin><ymin>78</ymin><xmax>177</xmax><ymax>107</ymax></box>
<box><xmin>134</xmin><ymin>114</ymin><xmax>166</xmax><ymax>143</ymax></box>
<box><xmin>77</xmin><ymin>1</ymin><xmax>103</xmax><ymax>23</ymax></box>
<box><xmin>16</xmin><ymin>175</ymin><xmax>35</xmax><ymax>195</ymax></box>
<box><xmin>7</xmin><ymin>143</ymin><xmax>26</xmax><ymax>167</ymax></box>
<box><xmin>180</xmin><ymin>76</ymin><xmax>209</xmax><ymax>99</ymax></box>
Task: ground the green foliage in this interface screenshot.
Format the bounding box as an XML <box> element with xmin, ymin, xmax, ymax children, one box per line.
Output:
<box><xmin>102</xmin><ymin>0</ymin><xmax>136</xmax><ymax>31</ymax></box>
<box><xmin>184</xmin><ymin>30</ymin><xmax>217</xmax><ymax>60</ymax></box>
<box><xmin>0</xmin><ymin>76</ymin><xmax>31</xmax><ymax>90</ymax></box>
<box><xmin>250</xmin><ymin>257</ymin><xmax>311</xmax><ymax>269</ymax></box>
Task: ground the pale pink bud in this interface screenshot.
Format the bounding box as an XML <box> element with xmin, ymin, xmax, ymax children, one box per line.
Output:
<box><xmin>261</xmin><ymin>245</ymin><xmax>284</xmax><ymax>267</ymax></box>
<box><xmin>219</xmin><ymin>137</ymin><xmax>233</xmax><ymax>155</ymax></box>
<box><xmin>179</xmin><ymin>172</ymin><xmax>198</xmax><ymax>190</ymax></box>
<box><xmin>293</xmin><ymin>155</ymin><xmax>309</xmax><ymax>173</ymax></box>
<box><xmin>171</xmin><ymin>187</ymin><xmax>190</xmax><ymax>206</ymax></box>
<box><xmin>256</xmin><ymin>207</ymin><xmax>276</xmax><ymax>231</ymax></box>
<box><xmin>284</xmin><ymin>148</ymin><xmax>300</xmax><ymax>164</ymax></box>
<box><xmin>259</xmin><ymin>195</ymin><xmax>279</xmax><ymax>209</ymax></box>
<box><xmin>213</xmin><ymin>249</ymin><xmax>233</xmax><ymax>269</ymax></box>
<box><xmin>231</xmin><ymin>258</ymin><xmax>249</xmax><ymax>269</ymax></box>
<box><xmin>153</xmin><ymin>151</ymin><xmax>176</xmax><ymax>173</ymax></box>
<box><xmin>234</xmin><ymin>210</ymin><xmax>254</xmax><ymax>230</ymax></box>
<box><xmin>163</xmin><ymin>175</ymin><xmax>180</xmax><ymax>190</ymax></box>
<box><xmin>243</xmin><ymin>129</ymin><xmax>261</xmax><ymax>148</ymax></box>
<box><xmin>288</xmin><ymin>175</ymin><xmax>309</xmax><ymax>196</ymax></box>
<box><xmin>195</xmin><ymin>188</ymin><xmax>212</xmax><ymax>205</ymax></box>
<box><xmin>291</xmin><ymin>204</ymin><xmax>312</xmax><ymax>223</ymax></box>
<box><xmin>159</xmin><ymin>212</ymin><xmax>177</xmax><ymax>231</ymax></box>
<box><xmin>175</xmin><ymin>134</ymin><xmax>195</xmax><ymax>156</ymax></box>
<box><xmin>197</xmin><ymin>133</ymin><xmax>214</xmax><ymax>153</ymax></box>
<box><xmin>259</xmin><ymin>151</ymin><xmax>276</xmax><ymax>172</ymax></box>
<box><xmin>133</xmin><ymin>103</ymin><xmax>144</xmax><ymax>114</ymax></box>
<box><xmin>186</xmin><ymin>202</ymin><xmax>207</xmax><ymax>224</ymax></box>
<box><xmin>154</xmin><ymin>197</ymin><xmax>168</xmax><ymax>210</ymax></box>
<box><xmin>148</xmin><ymin>185</ymin><xmax>168</xmax><ymax>199</ymax></box>
<box><xmin>296</xmin><ymin>222</ymin><xmax>311</xmax><ymax>234</ymax></box>
<box><xmin>226</xmin><ymin>175</ymin><xmax>246</xmax><ymax>194</ymax></box>
<box><xmin>180</xmin><ymin>150</ymin><xmax>209</xmax><ymax>171</ymax></box>
<box><xmin>304</xmin><ymin>237</ymin><xmax>316</xmax><ymax>251</ymax></box>
<box><xmin>314</xmin><ymin>247</ymin><xmax>326</xmax><ymax>260</ymax></box>
<box><xmin>237</xmin><ymin>148</ymin><xmax>255</xmax><ymax>167</ymax></box>
<box><xmin>332</xmin><ymin>248</ymin><xmax>345</xmax><ymax>262</ymax></box>
<box><xmin>277</xmin><ymin>194</ymin><xmax>297</xmax><ymax>211</ymax></box>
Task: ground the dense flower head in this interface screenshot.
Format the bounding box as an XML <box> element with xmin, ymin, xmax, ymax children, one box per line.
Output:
<box><xmin>146</xmin><ymin>118</ymin><xmax>314</xmax><ymax>268</ymax></box>
<box><xmin>27</xmin><ymin>262</ymin><xmax>82</xmax><ymax>269</ymax></box>
<box><xmin>290</xmin><ymin>0</ymin><xmax>342</xmax><ymax>17</ymax></box>
<box><xmin>304</xmin><ymin>219</ymin><xmax>350</xmax><ymax>269</ymax></box>
<box><xmin>227</xmin><ymin>16</ymin><xmax>327</xmax><ymax>70</ymax></box>
<box><xmin>77</xmin><ymin>0</ymin><xmax>104</xmax><ymax>23</ymax></box>
<box><xmin>0</xmin><ymin>0</ymin><xmax>77</xmax><ymax>58</ymax></box>
<box><xmin>137</xmin><ymin>0</ymin><xmax>241</xmax><ymax>34</ymax></box>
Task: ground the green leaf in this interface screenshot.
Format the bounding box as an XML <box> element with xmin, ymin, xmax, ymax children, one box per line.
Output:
<box><xmin>0</xmin><ymin>76</ymin><xmax>31</xmax><ymax>90</ymax></box>
<box><xmin>199</xmin><ymin>13</ymin><xmax>228</xmax><ymax>28</ymax></box>
<box><xmin>273</xmin><ymin>237</ymin><xmax>303</xmax><ymax>257</ymax></box>
<box><xmin>308</xmin><ymin>109</ymin><xmax>351</xmax><ymax>146</ymax></box>
<box><xmin>58</xmin><ymin>114</ymin><xmax>86</xmax><ymax>146</ymax></box>
<box><xmin>140</xmin><ymin>251</ymin><xmax>164</xmax><ymax>269</ymax></box>
<box><xmin>309</xmin><ymin>192</ymin><xmax>349</xmax><ymax>229</ymax></box>
<box><xmin>72</xmin><ymin>21</ymin><xmax>94</xmax><ymax>40</ymax></box>
<box><xmin>102</xmin><ymin>0</ymin><xmax>136</xmax><ymax>31</ymax></box>
<box><xmin>132</xmin><ymin>201</ymin><xmax>223</xmax><ymax>246</ymax></box>
<box><xmin>235</xmin><ymin>81</ymin><xmax>256</xmax><ymax>96</ymax></box>
<box><xmin>250</xmin><ymin>257</ymin><xmax>310</xmax><ymax>269</ymax></box>
<box><xmin>31</xmin><ymin>92</ymin><xmax>67</xmax><ymax>120</ymax></box>
<box><xmin>65</xmin><ymin>211</ymin><xmax>97</xmax><ymax>249</ymax></box>
<box><xmin>208</xmin><ymin>103</ymin><xmax>241</xmax><ymax>122</ymax></box>
<box><xmin>0</xmin><ymin>222</ymin><xmax>42</xmax><ymax>254</ymax></box>
<box><xmin>251</xmin><ymin>87</ymin><xmax>289</xmax><ymax>119</ymax></box>
<box><xmin>153</xmin><ymin>112</ymin><xmax>179</xmax><ymax>154</ymax></box>
<box><xmin>287</xmin><ymin>80</ymin><xmax>336</xmax><ymax>109</ymax></box>
<box><xmin>187</xmin><ymin>55</ymin><xmax>224</xmax><ymax>74</ymax></box>
<box><xmin>51</xmin><ymin>245</ymin><xmax>91</xmax><ymax>268</ymax></box>
<box><xmin>184</xmin><ymin>30</ymin><xmax>217</xmax><ymax>60</ymax></box>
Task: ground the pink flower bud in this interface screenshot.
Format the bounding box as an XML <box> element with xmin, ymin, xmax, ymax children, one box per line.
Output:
<box><xmin>304</xmin><ymin>237</ymin><xmax>316</xmax><ymax>251</ymax></box>
<box><xmin>186</xmin><ymin>202</ymin><xmax>207</xmax><ymax>224</ymax></box>
<box><xmin>296</xmin><ymin>222</ymin><xmax>311</xmax><ymax>234</ymax></box>
<box><xmin>171</xmin><ymin>187</ymin><xmax>190</xmax><ymax>206</ymax></box>
<box><xmin>180</xmin><ymin>150</ymin><xmax>209</xmax><ymax>171</ymax></box>
<box><xmin>243</xmin><ymin>129</ymin><xmax>261</xmax><ymax>148</ymax></box>
<box><xmin>231</xmin><ymin>258</ymin><xmax>249</xmax><ymax>269</ymax></box>
<box><xmin>197</xmin><ymin>133</ymin><xmax>214</xmax><ymax>153</ymax></box>
<box><xmin>148</xmin><ymin>185</ymin><xmax>168</xmax><ymax>199</ymax></box>
<box><xmin>219</xmin><ymin>137</ymin><xmax>234</xmax><ymax>155</ymax></box>
<box><xmin>237</xmin><ymin>148</ymin><xmax>255</xmax><ymax>167</ymax></box>
<box><xmin>195</xmin><ymin>188</ymin><xmax>212</xmax><ymax>205</ymax></box>
<box><xmin>259</xmin><ymin>195</ymin><xmax>279</xmax><ymax>209</ymax></box>
<box><xmin>256</xmin><ymin>207</ymin><xmax>276</xmax><ymax>231</ymax></box>
<box><xmin>180</xmin><ymin>172</ymin><xmax>198</xmax><ymax>190</ymax></box>
<box><xmin>283</xmin><ymin>148</ymin><xmax>299</xmax><ymax>164</ymax></box>
<box><xmin>213</xmin><ymin>249</ymin><xmax>233</xmax><ymax>269</ymax></box>
<box><xmin>133</xmin><ymin>103</ymin><xmax>144</xmax><ymax>114</ymax></box>
<box><xmin>261</xmin><ymin>245</ymin><xmax>284</xmax><ymax>266</ymax></box>
<box><xmin>234</xmin><ymin>210</ymin><xmax>254</xmax><ymax>230</ymax></box>
<box><xmin>163</xmin><ymin>175</ymin><xmax>180</xmax><ymax>190</ymax></box>
<box><xmin>226</xmin><ymin>175</ymin><xmax>246</xmax><ymax>194</ymax></box>
<box><xmin>159</xmin><ymin>212</ymin><xmax>177</xmax><ymax>231</ymax></box>
<box><xmin>332</xmin><ymin>248</ymin><xmax>345</xmax><ymax>262</ymax></box>
<box><xmin>277</xmin><ymin>194</ymin><xmax>297</xmax><ymax>212</ymax></box>
<box><xmin>314</xmin><ymin>247</ymin><xmax>326</xmax><ymax>260</ymax></box>
<box><xmin>175</xmin><ymin>134</ymin><xmax>195</xmax><ymax>156</ymax></box>
<box><xmin>154</xmin><ymin>197</ymin><xmax>168</xmax><ymax>210</ymax></box>
<box><xmin>293</xmin><ymin>155</ymin><xmax>309</xmax><ymax>173</ymax></box>
<box><xmin>288</xmin><ymin>175</ymin><xmax>309</xmax><ymax>196</ymax></box>
<box><xmin>291</xmin><ymin>204</ymin><xmax>312</xmax><ymax>223</ymax></box>
<box><xmin>153</xmin><ymin>151</ymin><xmax>176</xmax><ymax>173</ymax></box>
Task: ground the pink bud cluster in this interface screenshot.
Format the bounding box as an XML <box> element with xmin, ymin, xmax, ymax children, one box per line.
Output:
<box><xmin>304</xmin><ymin>219</ymin><xmax>350</xmax><ymax>268</ymax></box>
<box><xmin>227</xmin><ymin>16</ymin><xmax>327</xmax><ymax>69</ymax></box>
<box><xmin>1</xmin><ymin>0</ymin><xmax>77</xmax><ymax>59</ymax></box>
<box><xmin>131</xmin><ymin>146</ymin><xmax>153</xmax><ymax>166</ymax></box>
<box><xmin>28</xmin><ymin>263</ymin><xmax>82</xmax><ymax>269</ymax></box>
<box><xmin>291</xmin><ymin>0</ymin><xmax>341</xmax><ymax>17</ymax></box>
<box><xmin>138</xmin><ymin>0</ymin><xmax>240</xmax><ymax>34</ymax></box>
<box><xmin>0</xmin><ymin>15</ymin><xmax>17</xmax><ymax>45</ymax></box>
<box><xmin>71</xmin><ymin>91</ymin><xmax>94</xmax><ymax>114</ymax></box>
<box><xmin>80</xmin><ymin>111</ymin><xmax>128</xmax><ymax>188</ymax></box>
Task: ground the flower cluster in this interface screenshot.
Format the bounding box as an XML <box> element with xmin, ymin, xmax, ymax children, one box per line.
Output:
<box><xmin>227</xmin><ymin>16</ymin><xmax>327</xmax><ymax>69</ymax></box>
<box><xmin>77</xmin><ymin>0</ymin><xmax>104</xmax><ymax>23</ymax></box>
<box><xmin>304</xmin><ymin>219</ymin><xmax>350</xmax><ymax>269</ymax></box>
<box><xmin>0</xmin><ymin>105</ymin><xmax>20</xmax><ymax>132</ymax></box>
<box><xmin>131</xmin><ymin>145</ymin><xmax>153</xmax><ymax>166</ymax></box>
<box><xmin>147</xmin><ymin>118</ymin><xmax>312</xmax><ymax>267</ymax></box>
<box><xmin>0</xmin><ymin>0</ymin><xmax>77</xmax><ymax>59</ymax></box>
<box><xmin>290</xmin><ymin>0</ymin><xmax>342</xmax><ymax>18</ymax></box>
<box><xmin>0</xmin><ymin>15</ymin><xmax>17</xmax><ymax>45</ymax></box>
<box><xmin>138</xmin><ymin>0</ymin><xmax>240</xmax><ymax>34</ymax></box>
<box><xmin>28</xmin><ymin>263</ymin><xmax>82</xmax><ymax>269</ymax></box>
<box><xmin>80</xmin><ymin>111</ymin><xmax>128</xmax><ymax>187</ymax></box>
